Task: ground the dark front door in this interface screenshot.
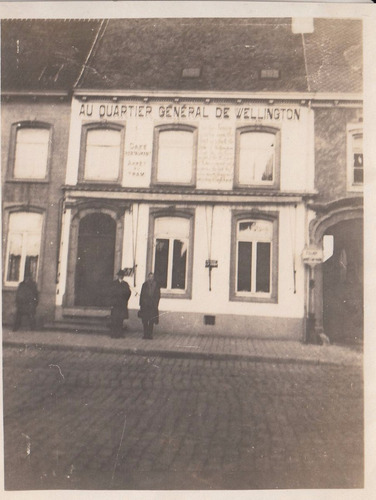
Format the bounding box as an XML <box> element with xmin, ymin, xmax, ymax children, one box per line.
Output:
<box><xmin>75</xmin><ymin>213</ymin><xmax>116</xmax><ymax>306</ymax></box>
<box><xmin>323</xmin><ymin>219</ymin><xmax>363</xmax><ymax>344</ymax></box>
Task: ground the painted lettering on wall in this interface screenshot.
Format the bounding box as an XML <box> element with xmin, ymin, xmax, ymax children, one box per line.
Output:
<box><xmin>124</xmin><ymin>143</ymin><xmax>151</xmax><ymax>177</ymax></box>
<box><xmin>198</xmin><ymin>124</ymin><xmax>234</xmax><ymax>186</ymax></box>
<box><xmin>79</xmin><ymin>103</ymin><xmax>152</xmax><ymax>118</ymax></box>
<box><xmin>78</xmin><ymin>103</ymin><xmax>301</xmax><ymax>121</ymax></box>
<box><xmin>235</xmin><ymin>107</ymin><xmax>301</xmax><ymax>121</ymax></box>
<box><xmin>158</xmin><ymin>105</ymin><xmax>210</xmax><ymax>119</ymax></box>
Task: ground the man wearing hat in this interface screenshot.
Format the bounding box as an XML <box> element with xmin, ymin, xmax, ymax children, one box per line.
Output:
<box><xmin>109</xmin><ymin>269</ymin><xmax>131</xmax><ymax>338</ymax></box>
<box><xmin>139</xmin><ymin>272</ymin><xmax>161</xmax><ymax>339</ymax></box>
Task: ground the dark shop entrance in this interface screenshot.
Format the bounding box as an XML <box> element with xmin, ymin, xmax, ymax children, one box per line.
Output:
<box><xmin>322</xmin><ymin>219</ymin><xmax>363</xmax><ymax>344</ymax></box>
<box><xmin>75</xmin><ymin>212</ymin><xmax>116</xmax><ymax>307</ymax></box>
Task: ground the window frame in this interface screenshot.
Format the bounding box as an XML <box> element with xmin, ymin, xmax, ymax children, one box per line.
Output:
<box><xmin>151</xmin><ymin>124</ymin><xmax>198</xmax><ymax>187</ymax></box>
<box><xmin>230</xmin><ymin>210</ymin><xmax>279</xmax><ymax>303</ymax></box>
<box><xmin>147</xmin><ymin>208</ymin><xmax>195</xmax><ymax>299</ymax></box>
<box><xmin>347</xmin><ymin>125</ymin><xmax>363</xmax><ymax>192</ymax></box>
<box><xmin>234</xmin><ymin>125</ymin><xmax>281</xmax><ymax>190</ymax></box>
<box><xmin>7</xmin><ymin>121</ymin><xmax>52</xmax><ymax>182</ymax></box>
<box><xmin>3</xmin><ymin>208</ymin><xmax>45</xmax><ymax>288</ymax></box>
<box><xmin>78</xmin><ymin>122</ymin><xmax>125</xmax><ymax>184</ymax></box>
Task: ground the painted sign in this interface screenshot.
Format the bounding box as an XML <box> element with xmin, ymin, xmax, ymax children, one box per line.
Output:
<box><xmin>78</xmin><ymin>102</ymin><xmax>301</xmax><ymax>121</ymax></box>
<box><xmin>302</xmin><ymin>246</ymin><xmax>324</xmax><ymax>267</ymax></box>
<box><xmin>205</xmin><ymin>260</ymin><xmax>218</xmax><ymax>268</ymax></box>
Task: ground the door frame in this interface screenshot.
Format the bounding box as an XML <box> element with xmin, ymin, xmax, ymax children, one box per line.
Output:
<box><xmin>308</xmin><ymin>198</ymin><xmax>363</xmax><ymax>343</ymax></box>
<box><xmin>64</xmin><ymin>202</ymin><xmax>126</xmax><ymax>308</ymax></box>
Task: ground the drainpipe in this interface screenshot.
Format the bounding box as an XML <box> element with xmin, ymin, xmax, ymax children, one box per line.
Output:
<box><xmin>307</xmin><ymin>266</ymin><xmax>316</xmax><ymax>343</ymax></box>
<box><xmin>55</xmin><ymin>195</ymin><xmax>65</xmax><ymax>284</ymax></box>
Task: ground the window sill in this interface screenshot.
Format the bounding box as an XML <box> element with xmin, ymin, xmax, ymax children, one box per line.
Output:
<box><xmin>347</xmin><ymin>185</ymin><xmax>363</xmax><ymax>192</ymax></box>
<box><xmin>77</xmin><ymin>180</ymin><xmax>122</xmax><ymax>185</ymax></box>
<box><xmin>6</xmin><ymin>178</ymin><xmax>49</xmax><ymax>184</ymax></box>
<box><xmin>230</xmin><ymin>294</ymin><xmax>277</xmax><ymax>304</ymax></box>
<box><xmin>161</xmin><ymin>290</ymin><xmax>191</xmax><ymax>300</ymax></box>
<box><xmin>152</xmin><ymin>182</ymin><xmax>196</xmax><ymax>188</ymax></box>
<box><xmin>234</xmin><ymin>184</ymin><xmax>280</xmax><ymax>191</ymax></box>
<box><xmin>3</xmin><ymin>283</ymin><xmax>19</xmax><ymax>290</ymax></box>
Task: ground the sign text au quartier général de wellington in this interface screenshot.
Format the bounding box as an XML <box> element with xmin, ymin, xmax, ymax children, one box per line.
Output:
<box><xmin>79</xmin><ymin>103</ymin><xmax>301</xmax><ymax>121</ymax></box>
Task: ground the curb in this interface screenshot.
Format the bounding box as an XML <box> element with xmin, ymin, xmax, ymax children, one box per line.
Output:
<box><xmin>2</xmin><ymin>339</ymin><xmax>361</xmax><ymax>367</ymax></box>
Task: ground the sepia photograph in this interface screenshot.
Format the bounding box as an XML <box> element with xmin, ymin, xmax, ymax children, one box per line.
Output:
<box><xmin>0</xmin><ymin>1</ymin><xmax>372</xmax><ymax>496</ymax></box>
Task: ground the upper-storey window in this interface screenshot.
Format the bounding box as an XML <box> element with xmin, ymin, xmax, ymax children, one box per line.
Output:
<box><xmin>4</xmin><ymin>211</ymin><xmax>43</xmax><ymax>286</ymax></box>
<box><xmin>347</xmin><ymin>127</ymin><xmax>363</xmax><ymax>191</ymax></box>
<box><xmin>79</xmin><ymin>123</ymin><xmax>124</xmax><ymax>183</ymax></box>
<box><xmin>235</xmin><ymin>127</ymin><xmax>280</xmax><ymax>189</ymax></box>
<box><xmin>10</xmin><ymin>122</ymin><xmax>51</xmax><ymax>180</ymax></box>
<box><xmin>152</xmin><ymin>125</ymin><xmax>197</xmax><ymax>185</ymax></box>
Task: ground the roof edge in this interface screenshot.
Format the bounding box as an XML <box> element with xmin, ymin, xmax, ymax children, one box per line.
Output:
<box><xmin>2</xmin><ymin>90</ymin><xmax>69</xmax><ymax>97</ymax></box>
<box><xmin>73</xmin><ymin>89</ymin><xmax>363</xmax><ymax>103</ymax></box>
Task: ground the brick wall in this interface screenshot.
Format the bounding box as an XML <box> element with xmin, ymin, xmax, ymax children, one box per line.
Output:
<box><xmin>314</xmin><ymin>107</ymin><xmax>362</xmax><ymax>203</ymax></box>
<box><xmin>2</xmin><ymin>98</ymin><xmax>71</xmax><ymax>325</ymax></box>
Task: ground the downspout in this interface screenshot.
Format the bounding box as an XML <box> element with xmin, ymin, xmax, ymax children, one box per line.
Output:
<box><xmin>205</xmin><ymin>204</ymin><xmax>215</xmax><ymax>291</ymax></box>
<box><xmin>301</xmin><ymin>31</ymin><xmax>312</xmax><ymax>342</ymax></box>
<box><xmin>131</xmin><ymin>203</ymin><xmax>140</xmax><ymax>287</ymax></box>
<box><xmin>55</xmin><ymin>195</ymin><xmax>65</xmax><ymax>284</ymax></box>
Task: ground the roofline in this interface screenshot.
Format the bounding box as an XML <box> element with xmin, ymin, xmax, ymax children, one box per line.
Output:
<box><xmin>73</xmin><ymin>89</ymin><xmax>363</xmax><ymax>103</ymax></box>
<box><xmin>1</xmin><ymin>89</ymin><xmax>363</xmax><ymax>106</ymax></box>
<box><xmin>2</xmin><ymin>90</ymin><xmax>69</xmax><ymax>98</ymax></box>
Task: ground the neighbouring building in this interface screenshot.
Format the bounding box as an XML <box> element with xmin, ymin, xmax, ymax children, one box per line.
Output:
<box><xmin>1</xmin><ymin>18</ymin><xmax>363</xmax><ymax>343</ymax></box>
<box><xmin>1</xmin><ymin>19</ymin><xmax>103</xmax><ymax>327</ymax></box>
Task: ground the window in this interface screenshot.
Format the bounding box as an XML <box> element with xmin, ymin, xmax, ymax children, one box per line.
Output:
<box><xmin>347</xmin><ymin>127</ymin><xmax>363</xmax><ymax>190</ymax></box>
<box><xmin>11</xmin><ymin>123</ymin><xmax>51</xmax><ymax>179</ymax></box>
<box><xmin>230</xmin><ymin>213</ymin><xmax>278</xmax><ymax>302</ymax></box>
<box><xmin>148</xmin><ymin>212</ymin><xmax>194</xmax><ymax>299</ymax></box>
<box><xmin>5</xmin><ymin>212</ymin><xmax>43</xmax><ymax>285</ymax></box>
<box><xmin>80</xmin><ymin>124</ymin><xmax>124</xmax><ymax>182</ymax></box>
<box><xmin>235</xmin><ymin>127</ymin><xmax>280</xmax><ymax>189</ymax></box>
<box><xmin>153</xmin><ymin>126</ymin><xmax>197</xmax><ymax>185</ymax></box>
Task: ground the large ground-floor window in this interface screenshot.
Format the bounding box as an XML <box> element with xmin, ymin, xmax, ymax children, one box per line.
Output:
<box><xmin>4</xmin><ymin>211</ymin><xmax>43</xmax><ymax>285</ymax></box>
<box><xmin>231</xmin><ymin>212</ymin><xmax>278</xmax><ymax>303</ymax></box>
<box><xmin>149</xmin><ymin>212</ymin><xmax>194</xmax><ymax>298</ymax></box>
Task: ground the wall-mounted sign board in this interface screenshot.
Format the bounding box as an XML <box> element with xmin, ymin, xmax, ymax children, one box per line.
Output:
<box><xmin>302</xmin><ymin>246</ymin><xmax>324</xmax><ymax>267</ymax></box>
<box><xmin>205</xmin><ymin>260</ymin><xmax>218</xmax><ymax>268</ymax></box>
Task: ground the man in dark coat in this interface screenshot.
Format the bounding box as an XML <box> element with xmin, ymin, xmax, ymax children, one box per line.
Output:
<box><xmin>13</xmin><ymin>274</ymin><xmax>39</xmax><ymax>331</ymax></box>
<box><xmin>109</xmin><ymin>269</ymin><xmax>131</xmax><ymax>338</ymax></box>
<box><xmin>139</xmin><ymin>272</ymin><xmax>161</xmax><ymax>339</ymax></box>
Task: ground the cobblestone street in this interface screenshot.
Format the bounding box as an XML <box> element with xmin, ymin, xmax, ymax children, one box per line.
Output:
<box><xmin>3</xmin><ymin>344</ymin><xmax>363</xmax><ymax>490</ymax></box>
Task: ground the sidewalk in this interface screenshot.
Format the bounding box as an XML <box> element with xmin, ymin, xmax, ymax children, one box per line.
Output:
<box><xmin>2</xmin><ymin>326</ymin><xmax>362</xmax><ymax>366</ymax></box>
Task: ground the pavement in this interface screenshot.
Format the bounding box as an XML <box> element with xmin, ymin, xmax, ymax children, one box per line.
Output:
<box><xmin>2</xmin><ymin>325</ymin><xmax>362</xmax><ymax>366</ymax></box>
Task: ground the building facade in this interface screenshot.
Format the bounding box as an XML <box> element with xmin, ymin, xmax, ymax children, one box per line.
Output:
<box><xmin>1</xmin><ymin>96</ymin><xmax>72</xmax><ymax>326</ymax></box>
<box><xmin>309</xmin><ymin>105</ymin><xmax>363</xmax><ymax>344</ymax></box>
<box><xmin>1</xmin><ymin>18</ymin><xmax>363</xmax><ymax>343</ymax></box>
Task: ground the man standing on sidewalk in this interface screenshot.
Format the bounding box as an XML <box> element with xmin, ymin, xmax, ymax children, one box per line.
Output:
<box><xmin>109</xmin><ymin>270</ymin><xmax>131</xmax><ymax>338</ymax></box>
<box><xmin>13</xmin><ymin>274</ymin><xmax>39</xmax><ymax>331</ymax></box>
<box><xmin>139</xmin><ymin>272</ymin><xmax>160</xmax><ymax>339</ymax></box>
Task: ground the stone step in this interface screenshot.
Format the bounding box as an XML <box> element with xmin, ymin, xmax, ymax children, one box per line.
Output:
<box><xmin>43</xmin><ymin>321</ymin><xmax>110</xmax><ymax>334</ymax></box>
<box><xmin>62</xmin><ymin>307</ymin><xmax>111</xmax><ymax>318</ymax></box>
<box><xmin>61</xmin><ymin>315</ymin><xmax>110</xmax><ymax>325</ymax></box>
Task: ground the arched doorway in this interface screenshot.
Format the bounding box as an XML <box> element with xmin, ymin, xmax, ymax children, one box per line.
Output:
<box><xmin>322</xmin><ymin>219</ymin><xmax>363</xmax><ymax>343</ymax></box>
<box><xmin>75</xmin><ymin>213</ymin><xmax>116</xmax><ymax>306</ymax></box>
<box><xmin>309</xmin><ymin>199</ymin><xmax>363</xmax><ymax>345</ymax></box>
